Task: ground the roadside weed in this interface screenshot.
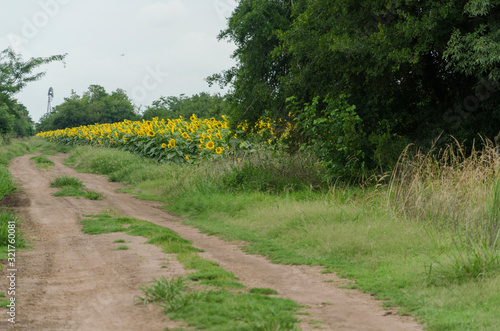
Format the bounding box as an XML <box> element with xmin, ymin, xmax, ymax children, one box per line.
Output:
<box><xmin>50</xmin><ymin>176</ymin><xmax>104</xmax><ymax>200</ymax></box>
<box><xmin>0</xmin><ymin>166</ymin><xmax>16</xmax><ymax>200</ymax></box>
<box><xmin>50</xmin><ymin>176</ymin><xmax>84</xmax><ymax>189</ymax></box>
<box><xmin>0</xmin><ymin>210</ymin><xmax>24</xmax><ymax>248</ymax></box>
<box><xmin>30</xmin><ymin>155</ymin><xmax>55</xmax><ymax>169</ymax></box>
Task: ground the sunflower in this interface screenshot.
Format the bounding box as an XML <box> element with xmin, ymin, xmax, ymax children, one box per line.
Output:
<box><xmin>216</xmin><ymin>132</ymin><xmax>222</xmax><ymax>140</ymax></box>
<box><xmin>162</xmin><ymin>143</ymin><xmax>167</xmax><ymax>148</ymax></box>
<box><xmin>182</xmin><ymin>132</ymin><xmax>190</xmax><ymax>139</ymax></box>
<box><xmin>147</xmin><ymin>130</ymin><xmax>155</xmax><ymax>137</ymax></box>
<box><xmin>215</xmin><ymin>147</ymin><xmax>224</xmax><ymax>154</ymax></box>
<box><xmin>169</xmin><ymin>139</ymin><xmax>176</xmax><ymax>148</ymax></box>
<box><xmin>185</xmin><ymin>155</ymin><xmax>190</xmax><ymax>160</ymax></box>
<box><xmin>206</xmin><ymin>141</ymin><xmax>215</xmax><ymax>149</ymax></box>
<box><xmin>190</xmin><ymin>114</ymin><xmax>197</xmax><ymax>121</ymax></box>
<box><xmin>198</xmin><ymin>144</ymin><xmax>205</xmax><ymax>149</ymax></box>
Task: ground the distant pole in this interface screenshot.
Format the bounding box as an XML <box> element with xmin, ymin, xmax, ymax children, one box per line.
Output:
<box><xmin>47</xmin><ymin>87</ymin><xmax>54</xmax><ymax>113</ymax></box>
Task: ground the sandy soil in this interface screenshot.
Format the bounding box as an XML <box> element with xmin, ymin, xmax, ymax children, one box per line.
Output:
<box><xmin>0</xmin><ymin>154</ymin><xmax>424</xmax><ymax>330</ymax></box>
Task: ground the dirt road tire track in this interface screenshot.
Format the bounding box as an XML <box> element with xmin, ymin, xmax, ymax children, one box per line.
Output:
<box><xmin>3</xmin><ymin>153</ymin><xmax>423</xmax><ymax>330</ymax></box>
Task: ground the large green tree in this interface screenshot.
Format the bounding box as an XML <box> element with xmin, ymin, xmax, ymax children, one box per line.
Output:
<box><xmin>212</xmin><ymin>0</ymin><xmax>500</xmax><ymax>178</ymax></box>
<box><xmin>279</xmin><ymin>0</ymin><xmax>477</xmax><ymax>149</ymax></box>
<box><xmin>444</xmin><ymin>0</ymin><xmax>500</xmax><ymax>138</ymax></box>
<box><xmin>0</xmin><ymin>48</ymin><xmax>65</xmax><ymax>137</ymax></box>
<box><xmin>207</xmin><ymin>0</ymin><xmax>293</xmax><ymax>126</ymax></box>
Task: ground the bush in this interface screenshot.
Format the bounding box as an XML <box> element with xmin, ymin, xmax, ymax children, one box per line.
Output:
<box><xmin>222</xmin><ymin>150</ymin><xmax>325</xmax><ymax>193</ymax></box>
<box><xmin>288</xmin><ymin>94</ymin><xmax>368</xmax><ymax>182</ymax></box>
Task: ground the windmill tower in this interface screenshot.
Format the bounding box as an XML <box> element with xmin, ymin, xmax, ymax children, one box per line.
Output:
<box><xmin>47</xmin><ymin>87</ymin><xmax>54</xmax><ymax>113</ymax></box>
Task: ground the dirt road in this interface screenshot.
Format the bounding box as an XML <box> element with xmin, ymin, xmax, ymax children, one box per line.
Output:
<box><xmin>1</xmin><ymin>153</ymin><xmax>424</xmax><ymax>330</ymax></box>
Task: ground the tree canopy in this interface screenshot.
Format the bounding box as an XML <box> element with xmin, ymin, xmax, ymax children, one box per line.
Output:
<box><xmin>0</xmin><ymin>48</ymin><xmax>66</xmax><ymax>138</ymax></box>
<box><xmin>211</xmin><ymin>0</ymin><xmax>500</xmax><ymax>178</ymax></box>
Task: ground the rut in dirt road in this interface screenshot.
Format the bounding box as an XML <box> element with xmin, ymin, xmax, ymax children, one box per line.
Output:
<box><xmin>5</xmin><ymin>153</ymin><xmax>424</xmax><ymax>330</ymax></box>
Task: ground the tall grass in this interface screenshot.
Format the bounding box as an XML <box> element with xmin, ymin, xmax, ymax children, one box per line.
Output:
<box><xmin>0</xmin><ymin>139</ymin><xmax>33</xmax><ymax>199</ymax></box>
<box><xmin>0</xmin><ymin>166</ymin><xmax>16</xmax><ymax>200</ymax></box>
<box><xmin>389</xmin><ymin>139</ymin><xmax>500</xmax><ymax>282</ymax></box>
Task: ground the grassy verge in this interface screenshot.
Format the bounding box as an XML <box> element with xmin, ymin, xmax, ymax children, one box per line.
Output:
<box><xmin>30</xmin><ymin>155</ymin><xmax>55</xmax><ymax>169</ymax></box>
<box><xmin>0</xmin><ymin>139</ymin><xmax>33</xmax><ymax>200</ymax></box>
<box><xmin>59</xmin><ymin>142</ymin><xmax>500</xmax><ymax>330</ymax></box>
<box><xmin>0</xmin><ymin>166</ymin><xmax>16</xmax><ymax>201</ymax></box>
<box><xmin>0</xmin><ymin>139</ymin><xmax>34</xmax><ymax>260</ymax></box>
<box><xmin>50</xmin><ymin>176</ymin><xmax>104</xmax><ymax>200</ymax></box>
<box><xmin>82</xmin><ymin>213</ymin><xmax>299</xmax><ymax>330</ymax></box>
<box><xmin>28</xmin><ymin>137</ymin><xmax>73</xmax><ymax>155</ymax></box>
<box><xmin>0</xmin><ymin>137</ymin><xmax>74</xmax><ymax>199</ymax></box>
<box><xmin>0</xmin><ymin>210</ymin><xmax>25</xmax><ymax>260</ymax></box>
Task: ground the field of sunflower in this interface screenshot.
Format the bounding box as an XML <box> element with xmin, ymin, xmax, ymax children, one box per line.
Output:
<box><xmin>37</xmin><ymin>115</ymin><xmax>291</xmax><ymax>164</ymax></box>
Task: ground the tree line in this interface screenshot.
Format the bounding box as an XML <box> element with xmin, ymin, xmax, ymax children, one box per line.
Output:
<box><xmin>37</xmin><ymin>86</ymin><xmax>227</xmax><ymax>132</ymax></box>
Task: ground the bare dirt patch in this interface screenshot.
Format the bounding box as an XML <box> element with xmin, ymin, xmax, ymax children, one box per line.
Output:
<box><xmin>1</xmin><ymin>154</ymin><xmax>424</xmax><ymax>330</ymax></box>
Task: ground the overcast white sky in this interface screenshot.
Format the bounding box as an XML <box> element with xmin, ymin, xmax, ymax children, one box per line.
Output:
<box><xmin>0</xmin><ymin>0</ymin><xmax>238</xmax><ymax>122</ymax></box>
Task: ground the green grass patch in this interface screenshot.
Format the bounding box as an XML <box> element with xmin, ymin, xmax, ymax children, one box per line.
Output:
<box><xmin>50</xmin><ymin>176</ymin><xmax>84</xmax><ymax>189</ymax></box>
<box><xmin>0</xmin><ymin>166</ymin><xmax>16</xmax><ymax>200</ymax></box>
<box><xmin>0</xmin><ymin>298</ymin><xmax>9</xmax><ymax>308</ymax></box>
<box><xmin>112</xmin><ymin>246</ymin><xmax>130</xmax><ymax>251</ymax></box>
<box><xmin>29</xmin><ymin>137</ymin><xmax>73</xmax><ymax>155</ymax></box>
<box><xmin>50</xmin><ymin>176</ymin><xmax>104</xmax><ymax>200</ymax></box>
<box><xmin>0</xmin><ymin>292</ymin><xmax>7</xmax><ymax>308</ymax></box>
<box><xmin>138</xmin><ymin>277</ymin><xmax>299</xmax><ymax>330</ymax></box>
<box><xmin>0</xmin><ymin>139</ymin><xmax>30</xmax><ymax>199</ymax></box>
<box><xmin>169</xmin><ymin>190</ymin><xmax>500</xmax><ymax>329</ymax></box>
<box><xmin>249</xmin><ymin>288</ymin><xmax>279</xmax><ymax>295</ymax></box>
<box><xmin>30</xmin><ymin>155</ymin><xmax>55</xmax><ymax>169</ymax></box>
<box><xmin>0</xmin><ymin>210</ymin><xmax>25</xmax><ymax>248</ymax></box>
<box><xmin>81</xmin><ymin>214</ymin><xmax>239</xmax><ymax>288</ymax></box>
<box><xmin>83</xmin><ymin>191</ymin><xmax>105</xmax><ymax>200</ymax></box>
<box><xmin>0</xmin><ymin>210</ymin><xmax>26</xmax><ymax>259</ymax></box>
<box><xmin>0</xmin><ymin>139</ymin><xmax>32</xmax><ymax>167</ymax></box>
<box><xmin>113</xmin><ymin>239</ymin><xmax>126</xmax><ymax>243</ymax></box>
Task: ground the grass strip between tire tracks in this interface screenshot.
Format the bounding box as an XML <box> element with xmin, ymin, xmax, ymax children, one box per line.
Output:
<box><xmin>81</xmin><ymin>213</ymin><xmax>300</xmax><ymax>330</ymax></box>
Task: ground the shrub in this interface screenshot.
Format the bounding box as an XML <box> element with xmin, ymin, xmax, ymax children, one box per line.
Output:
<box><xmin>222</xmin><ymin>150</ymin><xmax>325</xmax><ymax>193</ymax></box>
<box><xmin>288</xmin><ymin>94</ymin><xmax>368</xmax><ymax>182</ymax></box>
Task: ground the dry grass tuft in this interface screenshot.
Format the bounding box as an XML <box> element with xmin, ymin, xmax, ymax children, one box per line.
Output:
<box><xmin>388</xmin><ymin>138</ymin><xmax>500</xmax><ymax>247</ymax></box>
